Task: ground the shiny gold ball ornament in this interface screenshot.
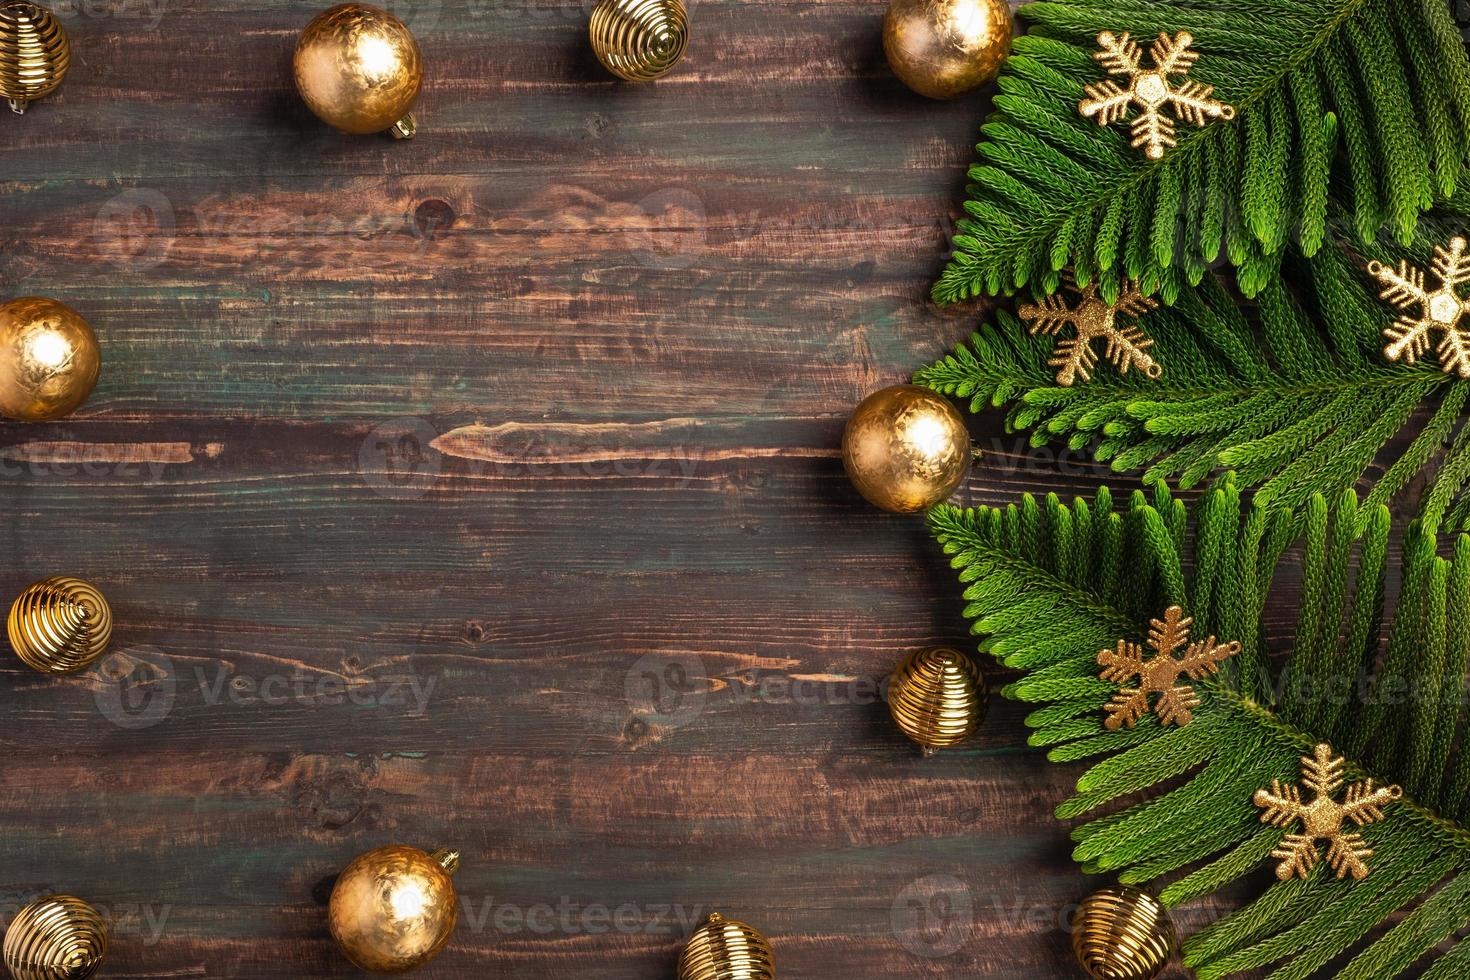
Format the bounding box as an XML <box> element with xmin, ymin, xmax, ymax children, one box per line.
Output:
<box><xmin>888</xmin><ymin>647</ymin><xmax>986</xmax><ymax>755</ymax></box>
<box><xmin>883</xmin><ymin>0</ymin><xmax>1012</xmax><ymax>100</ymax></box>
<box><xmin>0</xmin><ymin>0</ymin><xmax>69</xmax><ymax>114</ymax></box>
<box><xmin>293</xmin><ymin>3</ymin><xmax>422</xmax><ymax>138</ymax></box>
<box><xmin>589</xmin><ymin>0</ymin><xmax>688</xmax><ymax>82</ymax></box>
<box><xmin>7</xmin><ymin>577</ymin><xmax>112</xmax><ymax>675</ymax></box>
<box><xmin>329</xmin><ymin>844</ymin><xmax>460</xmax><ymax>974</ymax></box>
<box><xmin>2</xmin><ymin>895</ymin><xmax>108</xmax><ymax>980</ymax></box>
<box><xmin>0</xmin><ymin>296</ymin><xmax>100</xmax><ymax>423</ymax></box>
<box><xmin>841</xmin><ymin>384</ymin><xmax>971</xmax><ymax>513</ymax></box>
<box><xmin>678</xmin><ymin>912</ymin><xmax>776</xmax><ymax>980</ymax></box>
<box><xmin>1072</xmin><ymin>886</ymin><xmax>1176</xmax><ymax>980</ymax></box>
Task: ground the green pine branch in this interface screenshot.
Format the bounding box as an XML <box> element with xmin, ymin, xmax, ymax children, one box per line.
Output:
<box><xmin>916</xmin><ymin>234</ymin><xmax>1470</xmax><ymax>523</ymax></box>
<box><xmin>929</xmin><ymin>478</ymin><xmax>1470</xmax><ymax>976</ymax></box>
<box><xmin>933</xmin><ymin>0</ymin><xmax>1470</xmax><ymax>304</ymax></box>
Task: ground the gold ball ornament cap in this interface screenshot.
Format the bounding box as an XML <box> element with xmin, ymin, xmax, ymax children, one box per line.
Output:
<box><xmin>590</xmin><ymin>0</ymin><xmax>688</xmax><ymax>82</ymax></box>
<box><xmin>2</xmin><ymin>895</ymin><xmax>108</xmax><ymax>980</ymax></box>
<box><xmin>293</xmin><ymin>3</ymin><xmax>423</xmax><ymax>137</ymax></box>
<box><xmin>883</xmin><ymin>0</ymin><xmax>1013</xmax><ymax>100</ymax></box>
<box><xmin>889</xmin><ymin>647</ymin><xmax>986</xmax><ymax>755</ymax></box>
<box><xmin>0</xmin><ymin>296</ymin><xmax>100</xmax><ymax>423</ymax></box>
<box><xmin>842</xmin><ymin>384</ymin><xmax>971</xmax><ymax>513</ymax></box>
<box><xmin>329</xmin><ymin>844</ymin><xmax>460</xmax><ymax>974</ymax></box>
<box><xmin>0</xmin><ymin>0</ymin><xmax>69</xmax><ymax>114</ymax></box>
<box><xmin>1072</xmin><ymin>886</ymin><xmax>1176</xmax><ymax>980</ymax></box>
<box><xmin>678</xmin><ymin>912</ymin><xmax>776</xmax><ymax>980</ymax></box>
<box><xmin>7</xmin><ymin>576</ymin><xmax>112</xmax><ymax>675</ymax></box>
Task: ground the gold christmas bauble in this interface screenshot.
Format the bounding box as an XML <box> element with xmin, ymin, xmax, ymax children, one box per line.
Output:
<box><xmin>1073</xmin><ymin>886</ymin><xmax>1176</xmax><ymax>980</ymax></box>
<box><xmin>589</xmin><ymin>0</ymin><xmax>688</xmax><ymax>82</ymax></box>
<box><xmin>0</xmin><ymin>0</ymin><xmax>69</xmax><ymax>114</ymax></box>
<box><xmin>883</xmin><ymin>0</ymin><xmax>1012</xmax><ymax>100</ymax></box>
<box><xmin>841</xmin><ymin>384</ymin><xmax>971</xmax><ymax>513</ymax></box>
<box><xmin>7</xmin><ymin>576</ymin><xmax>112</xmax><ymax>675</ymax></box>
<box><xmin>0</xmin><ymin>296</ymin><xmax>100</xmax><ymax>423</ymax></box>
<box><xmin>329</xmin><ymin>845</ymin><xmax>460</xmax><ymax>974</ymax></box>
<box><xmin>2</xmin><ymin>894</ymin><xmax>108</xmax><ymax>980</ymax></box>
<box><xmin>294</xmin><ymin>3</ymin><xmax>422</xmax><ymax>138</ymax></box>
<box><xmin>888</xmin><ymin>647</ymin><xmax>986</xmax><ymax>755</ymax></box>
<box><xmin>678</xmin><ymin>912</ymin><xmax>776</xmax><ymax>980</ymax></box>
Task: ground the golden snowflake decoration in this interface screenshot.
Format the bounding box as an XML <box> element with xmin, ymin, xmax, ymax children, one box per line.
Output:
<box><xmin>1019</xmin><ymin>278</ymin><xmax>1161</xmax><ymax>387</ymax></box>
<box><xmin>1097</xmin><ymin>606</ymin><xmax>1239</xmax><ymax>730</ymax></box>
<box><xmin>1253</xmin><ymin>744</ymin><xmax>1402</xmax><ymax>881</ymax></box>
<box><xmin>1079</xmin><ymin>30</ymin><xmax>1236</xmax><ymax>160</ymax></box>
<box><xmin>1368</xmin><ymin>236</ymin><xmax>1470</xmax><ymax>379</ymax></box>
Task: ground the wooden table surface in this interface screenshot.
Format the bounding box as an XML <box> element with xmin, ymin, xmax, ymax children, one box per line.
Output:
<box><xmin>0</xmin><ymin>0</ymin><xmax>1222</xmax><ymax>976</ymax></box>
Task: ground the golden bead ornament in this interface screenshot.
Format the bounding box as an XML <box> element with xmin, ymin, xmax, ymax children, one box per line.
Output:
<box><xmin>678</xmin><ymin>912</ymin><xmax>776</xmax><ymax>980</ymax></box>
<box><xmin>0</xmin><ymin>0</ymin><xmax>69</xmax><ymax>114</ymax></box>
<box><xmin>1072</xmin><ymin>886</ymin><xmax>1176</xmax><ymax>980</ymax></box>
<box><xmin>0</xmin><ymin>296</ymin><xmax>100</xmax><ymax>423</ymax></box>
<box><xmin>882</xmin><ymin>0</ymin><xmax>1013</xmax><ymax>100</ymax></box>
<box><xmin>329</xmin><ymin>844</ymin><xmax>460</xmax><ymax>974</ymax></box>
<box><xmin>589</xmin><ymin>0</ymin><xmax>688</xmax><ymax>82</ymax></box>
<box><xmin>7</xmin><ymin>576</ymin><xmax>112</xmax><ymax>675</ymax></box>
<box><xmin>841</xmin><ymin>384</ymin><xmax>972</xmax><ymax>514</ymax></box>
<box><xmin>294</xmin><ymin>2</ymin><xmax>423</xmax><ymax>138</ymax></box>
<box><xmin>1253</xmin><ymin>743</ymin><xmax>1401</xmax><ymax>881</ymax></box>
<box><xmin>888</xmin><ymin>647</ymin><xmax>986</xmax><ymax>756</ymax></box>
<box><xmin>2</xmin><ymin>895</ymin><xmax>108</xmax><ymax>980</ymax></box>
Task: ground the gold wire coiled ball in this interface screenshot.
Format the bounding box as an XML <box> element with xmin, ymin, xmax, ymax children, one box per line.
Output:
<box><xmin>2</xmin><ymin>895</ymin><xmax>108</xmax><ymax>980</ymax></box>
<box><xmin>589</xmin><ymin>0</ymin><xmax>688</xmax><ymax>82</ymax></box>
<box><xmin>0</xmin><ymin>0</ymin><xmax>69</xmax><ymax>114</ymax></box>
<box><xmin>7</xmin><ymin>576</ymin><xmax>112</xmax><ymax>675</ymax></box>
<box><xmin>888</xmin><ymin>647</ymin><xmax>986</xmax><ymax>756</ymax></box>
<box><xmin>1072</xmin><ymin>886</ymin><xmax>1177</xmax><ymax>980</ymax></box>
<box><xmin>678</xmin><ymin>913</ymin><xmax>775</xmax><ymax>980</ymax></box>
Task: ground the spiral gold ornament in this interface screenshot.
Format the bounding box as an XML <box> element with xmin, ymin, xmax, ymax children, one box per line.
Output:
<box><xmin>1072</xmin><ymin>886</ymin><xmax>1176</xmax><ymax>980</ymax></box>
<box><xmin>2</xmin><ymin>895</ymin><xmax>108</xmax><ymax>980</ymax></box>
<box><xmin>589</xmin><ymin>0</ymin><xmax>688</xmax><ymax>82</ymax></box>
<box><xmin>678</xmin><ymin>912</ymin><xmax>775</xmax><ymax>980</ymax></box>
<box><xmin>329</xmin><ymin>844</ymin><xmax>460</xmax><ymax>974</ymax></box>
<box><xmin>7</xmin><ymin>577</ymin><xmax>112</xmax><ymax>675</ymax></box>
<box><xmin>888</xmin><ymin>647</ymin><xmax>986</xmax><ymax>756</ymax></box>
<box><xmin>0</xmin><ymin>0</ymin><xmax>68</xmax><ymax>114</ymax></box>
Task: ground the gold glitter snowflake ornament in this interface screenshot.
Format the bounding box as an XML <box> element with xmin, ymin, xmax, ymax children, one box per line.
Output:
<box><xmin>1368</xmin><ymin>236</ymin><xmax>1470</xmax><ymax>378</ymax></box>
<box><xmin>1079</xmin><ymin>31</ymin><xmax>1236</xmax><ymax>160</ymax></box>
<box><xmin>1253</xmin><ymin>744</ymin><xmax>1402</xmax><ymax>880</ymax></box>
<box><xmin>1098</xmin><ymin>606</ymin><xmax>1239</xmax><ymax>729</ymax></box>
<box><xmin>1020</xmin><ymin>279</ymin><xmax>1161</xmax><ymax>387</ymax></box>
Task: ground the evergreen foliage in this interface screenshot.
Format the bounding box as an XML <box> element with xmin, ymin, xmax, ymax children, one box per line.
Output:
<box><xmin>928</xmin><ymin>479</ymin><xmax>1470</xmax><ymax>976</ymax></box>
<box><xmin>932</xmin><ymin>0</ymin><xmax>1470</xmax><ymax>305</ymax></box>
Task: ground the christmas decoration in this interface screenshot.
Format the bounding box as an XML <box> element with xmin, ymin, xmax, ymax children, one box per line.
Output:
<box><xmin>881</xmin><ymin>0</ymin><xmax>1012</xmax><ymax>101</ymax></box>
<box><xmin>7</xmin><ymin>576</ymin><xmax>112</xmax><ymax>675</ymax></box>
<box><xmin>589</xmin><ymin>0</ymin><xmax>688</xmax><ymax>82</ymax></box>
<box><xmin>1098</xmin><ymin>605</ymin><xmax>1238</xmax><ymax>730</ymax></box>
<box><xmin>1079</xmin><ymin>31</ymin><xmax>1234</xmax><ymax>161</ymax></box>
<box><xmin>0</xmin><ymin>0</ymin><xmax>67</xmax><ymax>114</ymax></box>
<box><xmin>1254</xmin><ymin>743</ymin><xmax>1402</xmax><ymax>881</ymax></box>
<box><xmin>929</xmin><ymin>479</ymin><xmax>1470</xmax><ymax>975</ymax></box>
<box><xmin>328</xmin><ymin>845</ymin><xmax>460</xmax><ymax>974</ymax></box>
<box><xmin>293</xmin><ymin>3</ymin><xmax>422</xmax><ymax>138</ymax></box>
<box><xmin>1369</xmin><ymin>236</ymin><xmax>1470</xmax><ymax>379</ymax></box>
<box><xmin>930</xmin><ymin>1</ymin><xmax>1470</xmax><ymax>303</ymax></box>
<box><xmin>1017</xmin><ymin>278</ymin><xmax>1160</xmax><ymax>387</ymax></box>
<box><xmin>1071</xmin><ymin>886</ymin><xmax>1175</xmax><ymax>980</ymax></box>
<box><xmin>0</xmin><ymin>296</ymin><xmax>99</xmax><ymax>423</ymax></box>
<box><xmin>841</xmin><ymin>384</ymin><xmax>971</xmax><ymax>513</ymax></box>
<box><xmin>887</xmin><ymin>647</ymin><xmax>986</xmax><ymax>755</ymax></box>
<box><xmin>2</xmin><ymin>895</ymin><xmax>107</xmax><ymax>980</ymax></box>
<box><xmin>678</xmin><ymin>912</ymin><xmax>775</xmax><ymax>980</ymax></box>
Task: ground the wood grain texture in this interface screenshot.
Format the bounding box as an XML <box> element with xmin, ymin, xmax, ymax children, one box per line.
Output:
<box><xmin>0</xmin><ymin>1</ymin><xmax>1297</xmax><ymax>977</ymax></box>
